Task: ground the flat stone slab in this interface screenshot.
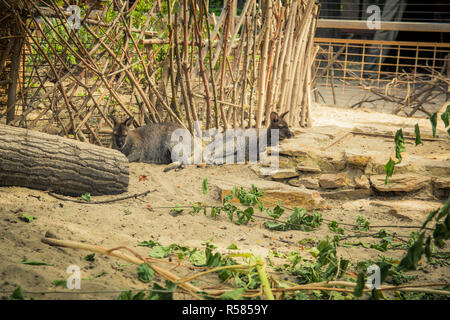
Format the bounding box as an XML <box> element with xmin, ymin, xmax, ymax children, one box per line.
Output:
<box><xmin>270</xmin><ymin>168</ymin><xmax>299</xmax><ymax>180</ymax></box>
<box><xmin>288</xmin><ymin>177</ymin><xmax>320</xmax><ymax>189</ymax></box>
<box><xmin>370</xmin><ymin>173</ymin><xmax>431</xmax><ymax>192</ymax></box>
<box><xmin>434</xmin><ymin>177</ymin><xmax>450</xmax><ymax>189</ymax></box>
<box><xmin>369</xmin><ymin>200</ymin><xmax>443</xmax><ymax>222</ymax></box>
<box><xmin>215</xmin><ymin>180</ymin><xmax>325</xmax><ymax>210</ymax></box>
<box><xmin>433</xmin><ymin>177</ymin><xmax>450</xmax><ymax>199</ymax></box>
<box><xmin>317</xmin><ymin>152</ymin><xmax>347</xmax><ymax>172</ymax></box>
<box><xmin>320</xmin><ymin>188</ymin><xmax>372</xmax><ymax>200</ymax></box>
<box><xmin>319</xmin><ymin>173</ymin><xmax>349</xmax><ymax>189</ymax></box>
<box><xmin>296</xmin><ymin>165</ymin><xmax>321</xmax><ymax>173</ymax></box>
<box><xmin>354</xmin><ymin>175</ymin><xmax>370</xmax><ymax>189</ymax></box>
<box><xmin>424</xmin><ymin>161</ymin><xmax>450</xmax><ymax>177</ymax></box>
<box><xmin>345</xmin><ymin>152</ymin><xmax>372</xmax><ymax>169</ymax></box>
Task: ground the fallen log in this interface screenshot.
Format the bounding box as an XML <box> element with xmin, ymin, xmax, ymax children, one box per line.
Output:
<box><xmin>0</xmin><ymin>124</ymin><xmax>129</xmax><ymax>196</ymax></box>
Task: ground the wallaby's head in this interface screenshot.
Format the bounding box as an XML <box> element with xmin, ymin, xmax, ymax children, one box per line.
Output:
<box><xmin>110</xmin><ymin>115</ymin><xmax>133</xmax><ymax>150</ymax></box>
<box><xmin>269</xmin><ymin>111</ymin><xmax>293</xmax><ymax>140</ymax></box>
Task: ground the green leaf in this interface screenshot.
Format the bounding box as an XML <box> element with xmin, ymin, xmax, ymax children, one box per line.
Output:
<box><xmin>354</xmin><ymin>272</ymin><xmax>365</xmax><ymax>297</ymax></box>
<box><xmin>424</xmin><ymin>236</ymin><xmax>432</xmax><ymax>261</ymax></box>
<box><xmin>355</xmin><ymin>216</ymin><xmax>370</xmax><ymax>232</ymax></box>
<box><xmin>148</xmin><ymin>281</ymin><xmax>176</xmax><ymax>300</ymax></box>
<box><xmin>227</xmin><ymin>243</ymin><xmax>239</xmax><ymax>250</ymax></box>
<box><xmin>265</xmin><ymin>202</ymin><xmax>285</xmax><ymax>219</ymax></box>
<box><xmin>84</xmin><ymin>271</ymin><xmax>107</xmax><ymax>280</ymax></box>
<box><xmin>440</xmin><ymin>105</ymin><xmax>450</xmax><ymax>127</ymax></box>
<box><xmin>116</xmin><ymin>290</ymin><xmax>146</xmax><ymax>300</ymax></box>
<box><xmin>376</xmin><ymin>261</ymin><xmax>392</xmax><ymax>284</ymax></box>
<box><xmin>421</xmin><ymin>208</ymin><xmax>440</xmax><ymax>229</ymax></box>
<box><xmin>84</xmin><ymin>253</ymin><xmax>95</xmax><ymax>262</ymax></box>
<box><xmin>170</xmin><ymin>204</ymin><xmax>185</xmax><ymax>214</ymax></box>
<box><xmin>220</xmin><ymin>288</ymin><xmax>246</xmax><ymax>300</ymax></box>
<box><xmin>398</xmin><ymin>232</ymin><xmax>425</xmax><ymax>271</ymax></box>
<box><xmin>21</xmin><ymin>259</ymin><xmax>52</xmax><ymax>266</ymax></box>
<box><xmin>236</xmin><ymin>207</ymin><xmax>254</xmax><ymax>225</ymax></box>
<box><xmin>414</xmin><ymin>124</ymin><xmax>422</xmax><ymax>146</ymax></box>
<box><xmin>52</xmin><ymin>279</ymin><xmax>67</xmax><ymax>288</ymax></box>
<box><xmin>328</xmin><ymin>221</ymin><xmax>344</xmax><ymax>235</ymax></box>
<box><xmin>18</xmin><ymin>214</ymin><xmax>37</xmax><ymax>223</ymax></box>
<box><xmin>202</xmin><ymin>177</ymin><xmax>208</xmax><ymax>194</ymax></box>
<box><xmin>9</xmin><ymin>287</ymin><xmax>25</xmax><ymax>300</ymax></box>
<box><xmin>429</xmin><ymin>112</ymin><xmax>437</xmax><ymax>137</ymax></box>
<box><xmin>138</xmin><ymin>240</ymin><xmax>160</xmax><ymax>248</ymax></box>
<box><xmin>437</xmin><ymin>197</ymin><xmax>449</xmax><ymax>220</ymax></box>
<box><xmin>189</xmin><ymin>250</ymin><xmax>206</xmax><ymax>266</ymax></box>
<box><xmin>81</xmin><ymin>193</ymin><xmax>91</xmax><ymax>202</ymax></box>
<box><xmin>370</xmin><ymin>289</ymin><xmax>386</xmax><ymax>300</ymax></box>
<box><xmin>384</xmin><ymin>158</ymin><xmax>395</xmax><ymax>185</ymax></box>
<box><xmin>394</xmin><ymin>129</ymin><xmax>405</xmax><ymax>162</ymax></box>
<box><xmin>264</xmin><ymin>220</ymin><xmax>286</xmax><ymax>231</ymax></box>
<box><xmin>136</xmin><ymin>263</ymin><xmax>154</xmax><ymax>283</ymax></box>
<box><xmin>223</xmin><ymin>186</ymin><xmax>237</xmax><ymax>204</ymax></box>
<box><xmin>149</xmin><ymin>246</ymin><xmax>170</xmax><ymax>258</ymax></box>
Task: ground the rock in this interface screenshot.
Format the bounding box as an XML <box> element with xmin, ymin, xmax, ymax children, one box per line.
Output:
<box><xmin>270</xmin><ymin>168</ymin><xmax>300</xmax><ymax>180</ymax></box>
<box><xmin>345</xmin><ymin>152</ymin><xmax>372</xmax><ymax>169</ymax></box>
<box><xmin>261</xmin><ymin>156</ymin><xmax>297</xmax><ymax>169</ymax></box>
<box><xmin>370</xmin><ymin>174</ymin><xmax>431</xmax><ymax>192</ymax></box>
<box><xmin>425</xmin><ymin>161</ymin><xmax>450</xmax><ymax>177</ymax></box>
<box><xmin>354</xmin><ymin>175</ymin><xmax>370</xmax><ymax>189</ymax></box>
<box><xmin>320</xmin><ymin>188</ymin><xmax>372</xmax><ymax>200</ymax></box>
<box><xmin>319</xmin><ymin>173</ymin><xmax>349</xmax><ymax>189</ymax></box>
<box><xmin>278</xmin><ymin>147</ymin><xmax>313</xmax><ymax>158</ymax></box>
<box><xmin>288</xmin><ymin>177</ymin><xmax>320</xmax><ymax>189</ymax></box>
<box><xmin>433</xmin><ymin>177</ymin><xmax>450</xmax><ymax>199</ymax></box>
<box><xmin>352</xmin><ymin>125</ymin><xmax>395</xmax><ymax>136</ymax></box>
<box><xmin>318</xmin><ymin>152</ymin><xmax>346</xmax><ymax>172</ymax></box>
<box><xmin>217</xmin><ymin>180</ymin><xmax>325</xmax><ymax>210</ymax></box>
<box><xmin>434</xmin><ymin>177</ymin><xmax>450</xmax><ymax>189</ymax></box>
<box><xmin>296</xmin><ymin>165</ymin><xmax>321</xmax><ymax>173</ymax></box>
<box><xmin>369</xmin><ymin>200</ymin><xmax>442</xmax><ymax>222</ymax></box>
<box><xmin>364</xmin><ymin>159</ymin><xmax>387</xmax><ymax>175</ymax></box>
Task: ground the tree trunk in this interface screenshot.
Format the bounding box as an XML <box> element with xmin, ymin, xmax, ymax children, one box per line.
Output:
<box><xmin>0</xmin><ymin>124</ymin><xmax>129</xmax><ymax>196</ymax></box>
<box><xmin>6</xmin><ymin>36</ymin><xmax>24</xmax><ymax>124</ymax></box>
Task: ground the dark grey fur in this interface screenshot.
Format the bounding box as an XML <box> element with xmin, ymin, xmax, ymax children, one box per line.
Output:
<box><xmin>110</xmin><ymin>111</ymin><xmax>293</xmax><ymax>165</ymax></box>
<box><xmin>110</xmin><ymin>116</ymin><xmax>182</xmax><ymax>164</ymax></box>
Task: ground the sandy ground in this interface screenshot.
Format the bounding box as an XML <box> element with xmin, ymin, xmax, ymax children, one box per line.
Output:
<box><xmin>0</xmin><ymin>103</ymin><xmax>448</xmax><ymax>300</ymax></box>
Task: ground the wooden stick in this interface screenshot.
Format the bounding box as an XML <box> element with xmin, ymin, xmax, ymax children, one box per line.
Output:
<box><xmin>40</xmin><ymin>237</ymin><xmax>202</xmax><ymax>298</ymax></box>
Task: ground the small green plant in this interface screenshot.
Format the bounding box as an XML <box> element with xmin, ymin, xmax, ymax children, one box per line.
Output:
<box><xmin>18</xmin><ymin>214</ymin><xmax>37</xmax><ymax>223</ymax></box>
<box><xmin>81</xmin><ymin>193</ymin><xmax>91</xmax><ymax>202</ymax></box>
<box><xmin>355</xmin><ymin>216</ymin><xmax>370</xmax><ymax>232</ymax></box>
<box><xmin>9</xmin><ymin>287</ymin><xmax>25</xmax><ymax>300</ymax></box>
<box><xmin>84</xmin><ymin>253</ymin><xmax>96</xmax><ymax>262</ymax></box>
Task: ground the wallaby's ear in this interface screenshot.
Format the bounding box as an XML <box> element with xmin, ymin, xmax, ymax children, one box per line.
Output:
<box><xmin>281</xmin><ymin>111</ymin><xmax>289</xmax><ymax>119</ymax></box>
<box><xmin>270</xmin><ymin>112</ymin><xmax>279</xmax><ymax>123</ymax></box>
<box><xmin>124</xmin><ymin>117</ymin><xmax>134</xmax><ymax>127</ymax></box>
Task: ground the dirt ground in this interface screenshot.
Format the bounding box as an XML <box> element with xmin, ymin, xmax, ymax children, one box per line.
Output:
<box><xmin>0</xmin><ymin>103</ymin><xmax>448</xmax><ymax>300</ymax></box>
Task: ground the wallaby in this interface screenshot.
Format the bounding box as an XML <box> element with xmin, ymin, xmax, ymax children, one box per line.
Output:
<box><xmin>265</xmin><ymin>111</ymin><xmax>294</xmax><ymax>143</ymax></box>
<box><xmin>110</xmin><ymin>115</ymin><xmax>182</xmax><ymax>164</ymax></box>
<box><xmin>204</xmin><ymin>111</ymin><xmax>293</xmax><ymax>164</ymax></box>
<box><xmin>110</xmin><ymin>111</ymin><xmax>293</xmax><ymax>168</ymax></box>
